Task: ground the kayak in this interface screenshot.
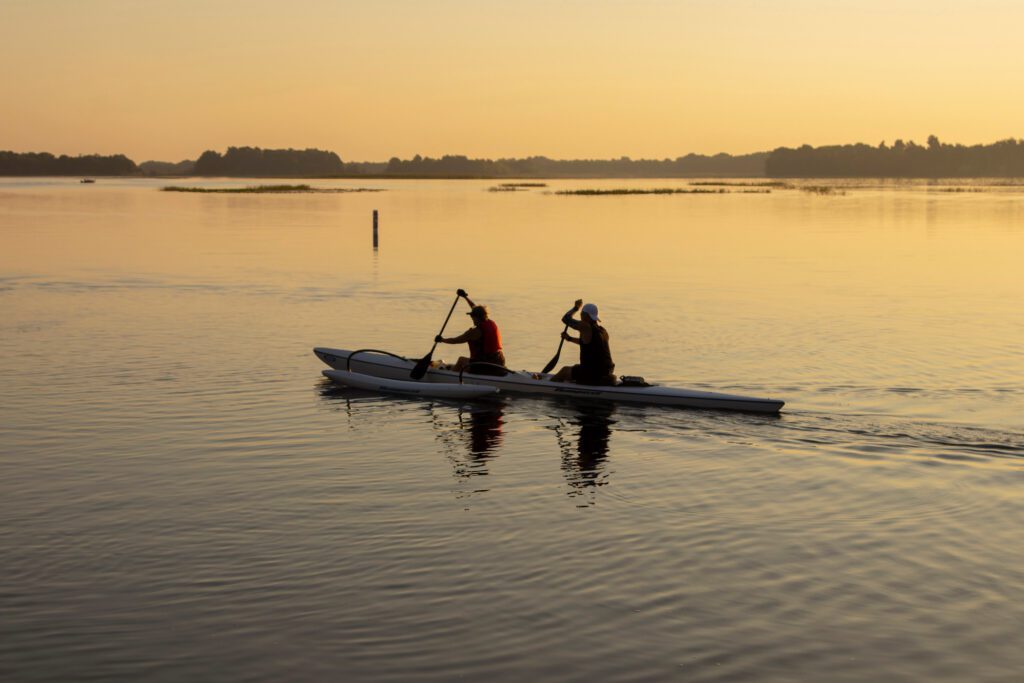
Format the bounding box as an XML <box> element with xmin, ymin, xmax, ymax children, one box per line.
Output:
<box><xmin>314</xmin><ymin>347</ymin><xmax>785</xmax><ymax>413</ymax></box>
<box><xmin>315</xmin><ymin>347</ymin><xmax>784</xmax><ymax>413</ymax></box>
<box><xmin>322</xmin><ymin>369</ymin><xmax>499</xmax><ymax>399</ymax></box>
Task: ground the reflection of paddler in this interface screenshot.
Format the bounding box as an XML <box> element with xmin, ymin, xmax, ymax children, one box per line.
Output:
<box><xmin>444</xmin><ymin>405</ymin><xmax>504</xmax><ymax>484</ymax></box>
<box><xmin>560</xmin><ymin>404</ymin><xmax>615</xmax><ymax>494</ymax></box>
<box><xmin>435</xmin><ymin>291</ymin><xmax>507</xmax><ymax>376</ymax></box>
<box><xmin>467</xmin><ymin>407</ymin><xmax>504</xmax><ymax>456</ymax></box>
<box><xmin>575</xmin><ymin>404</ymin><xmax>614</xmax><ymax>476</ymax></box>
<box><xmin>577</xmin><ymin>407</ymin><xmax>612</xmax><ymax>465</ymax></box>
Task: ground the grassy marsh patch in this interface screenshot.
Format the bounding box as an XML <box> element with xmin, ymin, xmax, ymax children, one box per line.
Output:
<box><xmin>554</xmin><ymin>187</ymin><xmax>730</xmax><ymax>196</ymax></box>
<box><xmin>161</xmin><ymin>184</ymin><xmax>383</xmax><ymax>194</ymax></box>
<box><xmin>488</xmin><ymin>182</ymin><xmax>548</xmax><ymax>192</ymax></box>
<box><xmin>800</xmin><ymin>185</ymin><xmax>847</xmax><ymax>196</ymax></box>
<box><xmin>690</xmin><ymin>181</ymin><xmax>792</xmax><ymax>188</ymax></box>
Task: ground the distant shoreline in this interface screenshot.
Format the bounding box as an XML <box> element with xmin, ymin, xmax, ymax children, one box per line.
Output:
<box><xmin>0</xmin><ymin>172</ymin><xmax>769</xmax><ymax>180</ymax></box>
<box><xmin>7</xmin><ymin>171</ymin><xmax>1024</xmax><ymax>180</ymax></box>
<box><xmin>7</xmin><ymin>137</ymin><xmax>1024</xmax><ymax>178</ymax></box>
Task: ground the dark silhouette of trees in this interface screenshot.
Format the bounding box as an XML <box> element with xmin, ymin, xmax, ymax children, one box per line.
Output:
<box><xmin>381</xmin><ymin>152</ymin><xmax>768</xmax><ymax>178</ymax></box>
<box><xmin>8</xmin><ymin>137</ymin><xmax>1024</xmax><ymax>179</ymax></box>
<box><xmin>0</xmin><ymin>151</ymin><xmax>138</xmax><ymax>176</ymax></box>
<box><xmin>766</xmin><ymin>137</ymin><xmax>1024</xmax><ymax>177</ymax></box>
<box><xmin>139</xmin><ymin>159</ymin><xmax>196</xmax><ymax>176</ymax></box>
<box><xmin>192</xmin><ymin>147</ymin><xmax>345</xmax><ymax>176</ymax></box>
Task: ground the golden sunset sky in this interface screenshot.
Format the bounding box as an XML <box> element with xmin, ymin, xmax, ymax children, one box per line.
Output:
<box><xmin>2</xmin><ymin>0</ymin><xmax>1021</xmax><ymax>162</ymax></box>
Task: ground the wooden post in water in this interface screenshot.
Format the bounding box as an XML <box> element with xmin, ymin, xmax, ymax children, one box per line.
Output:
<box><xmin>372</xmin><ymin>210</ymin><xmax>379</xmax><ymax>249</ymax></box>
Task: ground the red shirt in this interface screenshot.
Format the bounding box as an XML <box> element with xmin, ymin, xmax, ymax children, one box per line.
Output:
<box><xmin>469</xmin><ymin>319</ymin><xmax>502</xmax><ymax>359</ymax></box>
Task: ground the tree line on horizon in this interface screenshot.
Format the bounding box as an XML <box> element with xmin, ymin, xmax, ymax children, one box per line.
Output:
<box><xmin>192</xmin><ymin>147</ymin><xmax>346</xmax><ymax>176</ymax></box>
<box><xmin>0</xmin><ymin>151</ymin><xmax>138</xmax><ymax>176</ymax></box>
<box><xmin>766</xmin><ymin>136</ymin><xmax>1024</xmax><ymax>177</ymax></box>
<box><xmin>0</xmin><ymin>147</ymin><xmax>770</xmax><ymax>178</ymax></box>
<box><xmin>0</xmin><ymin>147</ymin><xmax>767</xmax><ymax>177</ymax></box>
<box><xmin>380</xmin><ymin>152</ymin><xmax>767</xmax><ymax>177</ymax></box>
<box><xmin>5</xmin><ymin>138</ymin><xmax>1024</xmax><ymax>177</ymax></box>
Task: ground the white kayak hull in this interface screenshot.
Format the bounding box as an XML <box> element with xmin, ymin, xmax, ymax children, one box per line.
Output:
<box><xmin>315</xmin><ymin>347</ymin><xmax>785</xmax><ymax>413</ymax></box>
<box><xmin>322</xmin><ymin>369</ymin><xmax>499</xmax><ymax>399</ymax></box>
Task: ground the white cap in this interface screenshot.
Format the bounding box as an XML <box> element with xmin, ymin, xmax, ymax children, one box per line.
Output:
<box><xmin>581</xmin><ymin>303</ymin><xmax>600</xmax><ymax>321</ymax></box>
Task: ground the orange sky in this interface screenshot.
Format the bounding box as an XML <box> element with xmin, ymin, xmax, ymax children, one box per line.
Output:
<box><xmin>2</xmin><ymin>0</ymin><xmax>1022</xmax><ymax>162</ymax></box>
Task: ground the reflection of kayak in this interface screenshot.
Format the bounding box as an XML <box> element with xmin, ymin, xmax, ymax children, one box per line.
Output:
<box><xmin>322</xmin><ymin>369</ymin><xmax>499</xmax><ymax>399</ymax></box>
<box><xmin>314</xmin><ymin>347</ymin><xmax>784</xmax><ymax>413</ymax></box>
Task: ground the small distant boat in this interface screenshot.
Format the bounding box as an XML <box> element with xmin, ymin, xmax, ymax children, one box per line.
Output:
<box><xmin>80</xmin><ymin>179</ymin><xmax>96</xmax><ymax>184</ymax></box>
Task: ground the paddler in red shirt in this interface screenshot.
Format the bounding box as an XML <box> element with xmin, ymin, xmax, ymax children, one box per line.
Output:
<box><xmin>435</xmin><ymin>293</ymin><xmax>507</xmax><ymax>375</ymax></box>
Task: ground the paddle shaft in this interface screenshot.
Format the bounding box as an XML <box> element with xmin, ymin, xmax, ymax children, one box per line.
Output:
<box><xmin>430</xmin><ymin>295</ymin><xmax>462</xmax><ymax>354</ymax></box>
<box><xmin>410</xmin><ymin>293</ymin><xmax>463</xmax><ymax>379</ymax></box>
<box><xmin>541</xmin><ymin>324</ymin><xmax>570</xmax><ymax>374</ymax></box>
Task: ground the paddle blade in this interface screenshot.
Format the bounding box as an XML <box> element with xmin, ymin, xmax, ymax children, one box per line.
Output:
<box><xmin>410</xmin><ymin>350</ymin><xmax>433</xmax><ymax>380</ymax></box>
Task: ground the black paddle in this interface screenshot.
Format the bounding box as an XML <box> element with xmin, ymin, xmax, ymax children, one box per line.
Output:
<box><xmin>410</xmin><ymin>290</ymin><xmax>465</xmax><ymax>380</ymax></box>
<box><xmin>541</xmin><ymin>324</ymin><xmax>570</xmax><ymax>374</ymax></box>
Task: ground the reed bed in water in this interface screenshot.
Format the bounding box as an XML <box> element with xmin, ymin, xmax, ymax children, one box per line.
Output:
<box><xmin>800</xmin><ymin>185</ymin><xmax>847</xmax><ymax>195</ymax></box>
<box><xmin>161</xmin><ymin>185</ymin><xmax>383</xmax><ymax>193</ymax></box>
<box><xmin>555</xmin><ymin>188</ymin><xmax>727</xmax><ymax>195</ymax></box>
<box><xmin>690</xmin><ymin>181</ymin><xmax>793</xmax><ymax>188</ymax></box>
<box><xmin>554</xmin><ymin>187</ymin><xmax>771</xmax><ymax>195</ymax></box>
<box><xmin>488</xmin><ymin>182</ymin><xmax>548</xmax><ymax>192</ymax></box>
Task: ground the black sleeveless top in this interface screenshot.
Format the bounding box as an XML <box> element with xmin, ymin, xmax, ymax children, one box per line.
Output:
<box><xmin>579</xmin><ymin>321</ymin><xmax>614</xmax><ymax>375</ymax></box>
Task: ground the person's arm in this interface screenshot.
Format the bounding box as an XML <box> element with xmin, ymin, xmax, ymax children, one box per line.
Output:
<box><xmin>437</xmin><ymin>327</ymin><xmax>482</xmax><ymax>344</ymax></box>
<box><xmin>458</xmin><ymin>288</ymin><xmax>476</xmax><ymax>309</ymax></box>
<box><xmin>561</xmin><ymin>298</ymin><xmax>584</xmax><ymax>330</ymax></box>
<box><xmin>561</xmin><ymin>330</ymin><xmax>580</xmax><ymax>344</ymax></box>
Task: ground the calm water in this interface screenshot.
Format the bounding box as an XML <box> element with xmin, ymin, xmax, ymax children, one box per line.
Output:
<box><xmin>2</xmin><ymin>177</ymin><xmax>1023</xmax><ymax>682</ymax></box>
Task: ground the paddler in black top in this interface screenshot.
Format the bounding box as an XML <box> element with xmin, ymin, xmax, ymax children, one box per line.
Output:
<box><xmin>550</xmin><ymin>299</ymin><xmax>616</xmax><ymax>385</ymax></box>
<box><xmin>435</xmin><ymin>293</ymin><xmax>507</xmax><ymax>376</ymax></box>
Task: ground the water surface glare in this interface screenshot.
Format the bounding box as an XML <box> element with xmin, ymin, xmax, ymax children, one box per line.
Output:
<box><xmin>2</xmin><ymin>177</ymin><xmax>1023</xmax><ymax>682</ymax></box>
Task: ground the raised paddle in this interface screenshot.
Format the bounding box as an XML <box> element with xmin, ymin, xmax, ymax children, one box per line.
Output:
<box><xmin>541</xmin><ymin>324</ymin><xmax>570</xmax><ymax>374</ymax></box>
<box><xmin>410</xmin><ymin>289</ymin><xmax>466</xmax><ymax>380</ymax></box>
